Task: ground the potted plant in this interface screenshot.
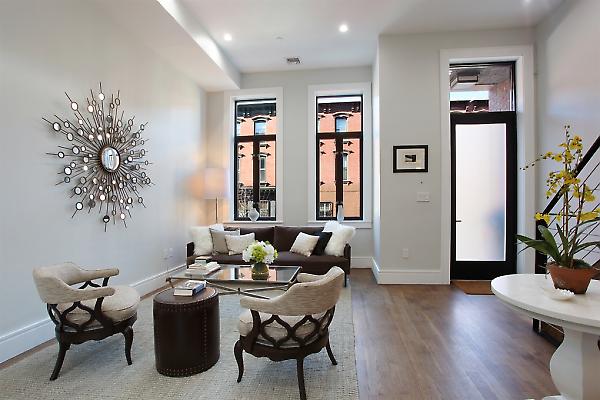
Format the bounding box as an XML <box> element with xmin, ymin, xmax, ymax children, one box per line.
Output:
<box><xmin>242</xmin><ymin>240</ymin><xmax>278</xmax><ymax>280</ymax></box>
<box><xmin>517</xmin><ymin>127</ymin><xmax>600</xmax><ymax>294</ymax></box>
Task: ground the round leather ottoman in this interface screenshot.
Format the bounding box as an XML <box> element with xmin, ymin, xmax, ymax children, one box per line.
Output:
<box><xmin>153</xmin><ymin>287</ymin><xmax>219</xmax><ymax>376</ymax></box>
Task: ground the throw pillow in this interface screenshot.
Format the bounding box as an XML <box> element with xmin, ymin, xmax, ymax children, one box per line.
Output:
<box><xmin>210</xmin><ymin>228</ymin><xmax>240</xmax><ymax>254</ymax></box>
<box><xmin>324</xmin><ymin>224</ymin><xmax>356</xmax><ymax>257</ymax></box>
<box><xmin>190</xmin><ymin>224</ymin><xmax>224</xmax><ymax>255</ymax></box>
<box><xmin>226</xmin><ymin>233</ymin><xmax>255</xmax><ymax>255</ymax></box>
<box><xmin>290</xmin><ymin>232</ymin><xmax>320</xmax><ymax>257</ymax></box>
<box><xmin>312</xmin><ymin>231</ymin><xmax>333</xmax><ymax>256</ymax></box>
<box><xmin>323</xmin><ymin>220</ymin><xmax>340</xmax><ymax>233</ymax></box>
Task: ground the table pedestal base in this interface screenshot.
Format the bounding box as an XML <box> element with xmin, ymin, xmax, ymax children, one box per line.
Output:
<box><xmin>548</xmin><ymin>328</ymin><xmax>600</xmax><ymax>400</ymax></box>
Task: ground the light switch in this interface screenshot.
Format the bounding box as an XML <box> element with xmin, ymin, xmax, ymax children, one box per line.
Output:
<box><xmin>417</xmin><ymin>192</ymin><xmax>430</xmax><ymax>202</ymax></box>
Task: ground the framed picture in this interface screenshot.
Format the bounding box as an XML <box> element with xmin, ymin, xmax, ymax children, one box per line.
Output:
<box><xmin>393</xmin><ymin>145</ymin><xmax>428</xmax><ymax>173</ymax></box>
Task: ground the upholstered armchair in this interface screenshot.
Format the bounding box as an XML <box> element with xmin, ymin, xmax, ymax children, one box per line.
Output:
<box><xmin>234</xmin><ymin>266</ymin><xmax>345</xmax><ymax>400</ymax></box>
<box><xmin>32</xmin><ymin>262</ymin><xmax>140</xmax><ymax>380</ymax></box>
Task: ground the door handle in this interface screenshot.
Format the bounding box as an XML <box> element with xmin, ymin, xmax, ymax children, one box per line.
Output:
<box><xmin>455</xmin><ymin>219</ymin><xmax>462</xmax><ymax>222</ymax></box>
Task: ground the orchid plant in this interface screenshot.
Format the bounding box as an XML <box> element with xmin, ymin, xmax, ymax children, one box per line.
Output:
<box><xmin>517</xmin><ymin>126</ymin><xmax>600</xmax><ymax>269</ymax></box>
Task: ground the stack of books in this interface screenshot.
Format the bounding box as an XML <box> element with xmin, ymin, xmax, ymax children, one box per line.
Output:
<box><xmin>173</xmin><ymin>280</ymin><xmax>206</xmax><ymax>296</ymax></box>
<box><xmin>185</xmin><ymin>261</ymin><xmax>221</xmax><ymax>277</ymax></box>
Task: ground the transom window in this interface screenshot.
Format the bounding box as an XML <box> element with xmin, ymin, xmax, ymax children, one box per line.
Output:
<box><xmin>234</xmin><ymin>99</ymin><xmax>276</xmax><ymax>220</ymax></box>
<box><xmin>316</xmin><ymin>95</ymin><xmax>363</xmax><ymax>220</ymax></box>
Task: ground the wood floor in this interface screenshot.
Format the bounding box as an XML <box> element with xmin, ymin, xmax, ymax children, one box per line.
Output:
<box><xmin>351</xmin><ymin>269</ymin><xmax>557</xmax><ymax>400</ymax></box>
<box><xmin>1</xmin><ymin>271</ymin><xmax>558</xmax><ymax>399</ymax></box>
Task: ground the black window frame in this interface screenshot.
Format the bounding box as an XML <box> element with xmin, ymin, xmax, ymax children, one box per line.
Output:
<box><xmin>233</xmin><ymin>98</ymin><xmax>277</xmax><ymax>221</ymax></box>
<box><xmin>315</xmin><ymin>94</ymin><xmax>364</xmax><ymax>221</ymax></box>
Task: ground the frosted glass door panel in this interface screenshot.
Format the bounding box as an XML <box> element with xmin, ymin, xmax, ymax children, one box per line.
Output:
<box><xmin>455</xmin><ymin>123</ymin><xmax>506</xmax><ymax>261</ymax></box>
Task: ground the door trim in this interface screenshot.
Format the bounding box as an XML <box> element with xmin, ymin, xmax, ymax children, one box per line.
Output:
<box><xmin>450</xmin><ymin>111</ymin><xmax>517</xmax><ymax>279</ymax></box>
<box><xmin>439</xmin><ymin>46</ymin><xmax>536</xmax><ymax>284</ymax></box>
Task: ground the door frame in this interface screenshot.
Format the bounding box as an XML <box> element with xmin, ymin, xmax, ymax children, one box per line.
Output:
<box><xmin>439</xmin><ymin>46</ymin><xmax>536</xmax><ymax>284</ymax></box>
<box><xmin>450</xmin><ymin>111</ymin><xmax>517</xmax><ymax>280</ymax></box>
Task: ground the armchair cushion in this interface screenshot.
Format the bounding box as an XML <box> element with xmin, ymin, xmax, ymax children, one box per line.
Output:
<box><xmin>56</xmin><ymin>285</ymin><xmax>139</xmax><ymax>328</ymax></box>
<box><xmin>238</xmin><ymin>310</ymin><xmax>327</xmax><ymax>348</ymax></box>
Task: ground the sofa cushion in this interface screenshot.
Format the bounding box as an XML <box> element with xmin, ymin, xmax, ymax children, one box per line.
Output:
<box><xmin>210</xmin><ymin>228</ymin><xmax>240</xmax><ymax>253</ymax></box>
<box><xmin>226</xmin><ymin>232</ymin><xmax>255</xmax><ymax>255</ymax></box>
<box><xmin>290</xmin><ymin>232</ymin><xmax>320</xmax><ymax>257</ymax></box>
<box><xmin>240</xmin><ymin>227</ymin><xmax>274</xmax><ymax>243</ymax></box>
<box><xmin>210</xmin><ymin>253</ymin><xmax>245</xmax><ymax>265</ymax></box>
<box><xmin>273</xmin><ymin>226</ymin><xmax>323</xmax><ymax>251</ymax></box>
<box><xmin>238</xmin><ymin>309</ymin><xmax>327</xmax><ymax>348</ymax></box>
<box><xmin>275</xmin><ymin>251</ymin><xmax>348</xmax><ymax>273</ymax></box>
<box><xmin>324</xmin><ymin>224</ymin><xmax>356</xmax><ymax>257</ymax></box>
<box><xmin>312</xmin><ymin>231</ymin><xmax>332</xmax><ymax>256</ymax></box>
<box><xmin>57</xmin><ymin>285</ymin><xmax>139</xmax><ymax>328</ymax></box>
<box><xmin>189</xmin><ymin>224</ymin><xmax>224</xmax><ymax>256</ymax></box>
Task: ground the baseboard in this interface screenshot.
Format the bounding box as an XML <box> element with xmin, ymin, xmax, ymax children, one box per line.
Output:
<box><xmin>0</xmin><ymin>318</ymin><xmax>55</xmax><ymax>366</ymax></box>
<box><xmin>351</xmin><ymin>256</ymin><xmax>373</xmax><ymax>269</ymax></box>
<box><xmin>371</xmin><ymin>258</ymin><xmax>450</xmax><ymax>284</ymax></box>
<box><xmin>130</xmin><ymin>264</ymin><xmax>186</xmax><ymax>294</ymax></box>
<box><xmin>0</xmin><ymin>264</ymin><xmax>186</xmax><ymax>365</ymax></box>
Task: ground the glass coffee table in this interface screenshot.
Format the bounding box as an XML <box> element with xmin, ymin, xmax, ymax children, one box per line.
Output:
<box><xmin>166</xmin><ymin>265</ymin><xmax>301</xmax><ymax>299</ymax></box>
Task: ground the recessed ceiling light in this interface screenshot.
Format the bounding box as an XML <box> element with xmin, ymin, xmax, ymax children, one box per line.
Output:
<box><xmin>224</xmin><ymin>33</ymin><xmax>232</xmax><ymax>41</ymax></box>
<box><xmin>339</xmin><ymin>24</ymin><xmax>349</xmax><ymax>33</ymax></box>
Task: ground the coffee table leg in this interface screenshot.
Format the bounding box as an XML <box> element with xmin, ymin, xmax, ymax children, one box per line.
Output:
<box><xmin>545</xmin><ymin>328</ymin><xmax>600</xmax><ymax>399</ymax></box>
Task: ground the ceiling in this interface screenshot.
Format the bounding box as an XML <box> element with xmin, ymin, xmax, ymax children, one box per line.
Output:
<box><xmin>182</xmin><ymin>0</ymin><xmax>562</xmax><ymax>73</ymax></box>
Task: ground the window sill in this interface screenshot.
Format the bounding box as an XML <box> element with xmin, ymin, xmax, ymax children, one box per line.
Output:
<box><xmin>306</xmin><ymin>220</ymin><xmax>373</xmax><ymax>229</ymax></box>
<box><xmin>224</xmin><ymin>220</ymin><xmax>284</xmax><ymax>226</ymax></box>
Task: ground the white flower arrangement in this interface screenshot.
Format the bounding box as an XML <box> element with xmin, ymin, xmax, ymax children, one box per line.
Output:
<box><xmin>242</xmin><ymin>240</ymin><xmax>278</xmax><ymax>265</ymax></box>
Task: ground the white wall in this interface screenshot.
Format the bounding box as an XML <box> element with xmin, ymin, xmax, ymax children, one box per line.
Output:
<box><xmin>0</xmin><ymin>0</ymin><xmax>206</xmax><ymax>362</ymax></box>
<box><xmin>206</xmin><ymin>67</ymin><xmax>374</xmax><ymax>265</ymax></box>
<box><xmin>374</xmin><ymin>28</ymin><xmax>534</xmax><ymax>283</ymax></box>
<box><xmin>535</xmin><ymin>0</ymin><xmax>600</xmax><ymax>211</ymax></box>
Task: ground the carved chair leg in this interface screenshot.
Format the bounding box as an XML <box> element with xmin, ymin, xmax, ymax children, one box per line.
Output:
<box><xmin>296</xmin><ymin>358</ymin><xmax>307</xmax><ymax>400</ymax></box>
<box><xmin>50</xmin><ymin>341</ymin><xmax>70</xmax><ymax>381</ymax></box>
<box><xmin>234</xmin><ymin>340</ymin><xmax>244</xmax><ymax>383</ymax></box>
<box><xmin>326</xmin><ymin>341</ymin><xmax>338</xmax><ymax>366</ymax></box>
<box><xmin>123</xmin><ymin>326</ymin><xmax>134</xmax><ymax>365</ymax></box>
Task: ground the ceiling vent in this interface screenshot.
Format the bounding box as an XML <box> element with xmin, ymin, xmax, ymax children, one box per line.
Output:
<box><xmin>286</xmin><ymin>57</ymin><xmax>301</xmax><ymax>65</ymax></box>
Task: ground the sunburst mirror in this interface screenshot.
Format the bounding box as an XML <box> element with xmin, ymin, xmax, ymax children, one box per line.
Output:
<box><xmin>43</xmin><ymin>83</ymin><xmax>152</xmax><ymax>231</ymax></box>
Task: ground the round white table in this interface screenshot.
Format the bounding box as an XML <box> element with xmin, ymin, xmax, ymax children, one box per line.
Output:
<box><xmin>492</xmin><ymin>274</ymin><xmax>600</xmax><ymax>400</ymax></box>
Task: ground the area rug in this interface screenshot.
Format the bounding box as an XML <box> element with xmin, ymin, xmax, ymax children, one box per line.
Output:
<box><xmin>451</xmin><ymin>280</ymin><xmax>493</xmax><ymax>295</ymax></box>
<box><xmin>0</xmin><ymin>286</ymin><xmax>358</xmax><ymax>400</ymax></box>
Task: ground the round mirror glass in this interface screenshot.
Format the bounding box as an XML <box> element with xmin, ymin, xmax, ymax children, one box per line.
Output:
<box><xmin>100</xmin><ymin>147</ymin><xmax>120</xmax><ymax>172</ymax></box>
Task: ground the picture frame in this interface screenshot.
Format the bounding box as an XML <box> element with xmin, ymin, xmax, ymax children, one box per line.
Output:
<box><xmin>393</xmin><ymin>145</ymin><xmax>428</xmax><ymax>173</ymax></box>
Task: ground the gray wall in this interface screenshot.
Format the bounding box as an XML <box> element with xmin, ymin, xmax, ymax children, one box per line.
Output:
<box><xmin>0</xmin><ymin>0</ymin><xmax>206</xmax><ymax>361</ymax></box>
<box><xmin>535</xmin><ymin>0</ymin><xmax>600</xmax><ymax>211</ymax></box>
<box><xmin>206</xmin><ymin>67</ymin><xmax>374</xmax><ymax>263</ymax></box>
<box><xmin>374</xmin><ymin>28</ymin><xmax>534</xmax><ymax>280</ymax></box>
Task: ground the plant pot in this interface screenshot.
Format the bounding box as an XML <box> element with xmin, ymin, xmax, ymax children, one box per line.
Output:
<box><xmin>547</xmin><ymin>263</ymin><xmax>600</xmax><ymax>294</ymax></box>
<box><xmin>251</xmin><ymin>262</ymin><xmax>269</xmax><ymax>280</ymax></box>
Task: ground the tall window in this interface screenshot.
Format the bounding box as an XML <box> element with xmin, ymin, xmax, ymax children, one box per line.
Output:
<box><xmin>316</xmin><ymin>95</ymin><xmax>363</xmax><ymax>220</ymax></box>
<box><xmin>234</xmin><ymin>99</ymin><xmax>276</xmax><ymax>220</ymax></box>
<box><xmin>254</xmin><ymin>120</ymin><xmax>266</xmax><ymax>135</ymax></box>
<box><xmin>335</xmin><ymin>117</ymin><xmax>348</xmax><ymax>133</ymax></box>
<box><xmin>259</xmin><ymin>154</ymin><xmax>267</xmax><ymax>183</ymax></box>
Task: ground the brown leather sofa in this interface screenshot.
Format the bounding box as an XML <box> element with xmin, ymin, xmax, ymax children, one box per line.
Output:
<box><xmin>186</xmin><ymin>226</ymin><xmax>351</xmax><ymax>286</ymax></box>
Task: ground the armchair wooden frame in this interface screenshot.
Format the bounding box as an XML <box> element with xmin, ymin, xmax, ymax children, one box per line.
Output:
<box><xmin>234</xmin><ymin>267</ymin><xmax>344</xmax><ymax>400</ymax></box>
<box><xmin>33</xmin><ymin>263</ymin><xmax>137</xmax><ymax>380</ymax></box>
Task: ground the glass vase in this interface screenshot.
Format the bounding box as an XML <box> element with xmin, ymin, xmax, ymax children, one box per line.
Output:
<box><xmin>251</xmin><ymin>262</ymin><xmax>269</xmax><ymax>280</ymax></box>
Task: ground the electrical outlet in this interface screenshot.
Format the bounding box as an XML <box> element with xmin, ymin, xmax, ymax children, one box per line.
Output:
<box><xmin>402</xmin><ymin>248</ymin><xmax>409</xmax><ymax>259</ymax></box>
<box><xmin>162</xmin><ymin>248</ymin><xmax>170</xmax><ymax>260</ymax></box>
<box><xmin>417</xmin><ymin>192</ymin><xmax>430</xmax><ymax>202</ymax></box>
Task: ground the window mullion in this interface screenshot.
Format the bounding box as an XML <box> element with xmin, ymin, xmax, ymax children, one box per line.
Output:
<box><xmin>335</xmin><ymin>137</ymin><xmax>343</xmax><ymax>207</ymax></box>
<box><xmin>252</xmin><ymin>139</ymin><xmax>260</xmax><ymax>214</ymax></box>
